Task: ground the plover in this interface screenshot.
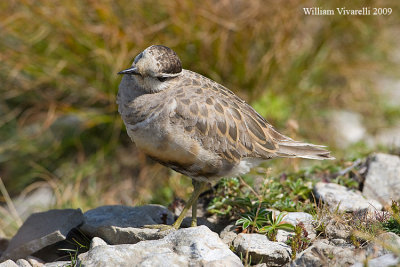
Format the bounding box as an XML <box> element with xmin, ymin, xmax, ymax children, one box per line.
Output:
<box><xmin>117</xmin><ymin>45</ymin><xmax>334</xmax><ymax>229</ymax></box>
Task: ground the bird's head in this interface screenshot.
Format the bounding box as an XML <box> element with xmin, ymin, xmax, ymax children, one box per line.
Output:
<box><xmin>118</xmin><ymin>45</ymin><xmax>182</xmax><ymax>93</ymax></box>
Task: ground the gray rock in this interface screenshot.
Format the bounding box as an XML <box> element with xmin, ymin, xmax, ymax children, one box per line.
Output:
<box><xmin>0</xmin><ymin>238</ymin><xmax>9</xmax><ymax>257</ymax></box>
<box><xmin>78</xmin><ymin>225</ymin><xmax>243</xmax><ymax>267</ymax></box>
<box><xmin>1</xmin><ymin>209</ymin><xmax>83</xmax><ymax>261</ymax></box>
<box><xmin>80</xmin><ymin>205</ymin><xmax>175</xmax><ymax>245</ymax></box>
<box><xmin>374</xmin><ymin>125</ymin><xmax>400</xmax><ymax>148</ymax></box>
<box><xmin>13</xmin><ymin>186</ymin><xmax>55</xmax><ymax>221</ymax></box>
<box><xmin>43</xmin><ymin>261</ymin><xmax>70</xmax><ymax>267</ymax></box>
<box><xmin>0</xmin><ymin>260</ymin><xmax>18</xmax><ymax>267</ymax></box>
<box><xmin>375</xmin><ymin>76</ymin><xmax>400</xmax><ymax>107</ymax></box>
<box><xmin>181</xmin><ymin>217</ymin><xmax>219</xmax><ymax>232</ymax></box>
<box><xmin>314</xmin><ymin>182</ymin><xmax>383</xmax><ymax>212</ymax></box>
<box><xmin>89</xmin><ymin>237</ymin><xmax>107</xmax><ymax>249</ymax></box>
<box><xmin>325</xmin><ymin>221</ymin><xmax>351</xmax><ymax>240</ymax></box>
<box><xmin>366</xmin><ymin>232</ymin><xmax>400</xmax><ymax>257</ymax></box>
<box><xmin>233</xmin><ymin>233</ymin><xmax>291</xmax><ymax>266</ymax></box>
<box><xmin>363</xmin><ymin>153</ymin><xmax>400</xmax><ymax>205</ymax></box>
<box><xmin>290</xmin><ymin>239</ymin><xmax>363</xmax><ymax>267</ymax></box>
<box><xmin>15</xmin><ymin>259</ymin><xmax>31</xmax><ymax>267</ymax></box>
<box><xmin>351</xmin><ymin>253</ymin><xmax>399</xmax><ymax>267</ymax></box>
<box><xmin>330</xmin><ymin>110</ymin><xmax>367</xmax><ymax>148</ymax></box>
<box><xmin>330</xmin><ymin>238</ymin><xmax>349</xmax><ymax>246</ymax></box>
<box><xmin>282</xmin><ymin>212</ymin><xmax>316</xmax><ymax>240</ymax></box>
<box><xmin>282</xmin><ymin>212</ymin><xmax>314</xmax><ymax>225</ymax></box>
<box><xmin>276</xmin><ymin>230</ymin><xmax>294</xmax><ymax>243</ymax></box>
<box><xmin>219</xmin><ymin>223</ymin><xmax>238</xmax><ymax>246</ymax></box>
<box><xmin>25</xmin><ymin>257</ymin><xmax>43</xmax><ymax>267</ymax></box>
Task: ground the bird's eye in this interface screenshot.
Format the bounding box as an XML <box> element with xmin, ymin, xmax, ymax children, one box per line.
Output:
<box><xmin>157</xmin><ymin>77</ymin><xmax>168</xmax><ymax>82</ymax></box>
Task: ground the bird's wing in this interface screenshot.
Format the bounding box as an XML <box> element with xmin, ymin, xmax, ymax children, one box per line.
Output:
<box><xmin>169</xmin><ymin>77</ymin><xmax>281</xmax><ymax>163</ymax></box>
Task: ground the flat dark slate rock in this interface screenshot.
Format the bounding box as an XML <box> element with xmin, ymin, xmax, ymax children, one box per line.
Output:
<box><xmin>79</xmin><ymin>205</ymin><xmax>175</xmax><ymax>245</ymax></box>
<box><xmin>0</xmin><ymin>209</ymin><xmax>83</xmax><ymax>261</ymax></box>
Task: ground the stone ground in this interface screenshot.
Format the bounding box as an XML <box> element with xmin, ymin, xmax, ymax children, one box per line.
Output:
<box><xmin>0</xmin><ymin>152</ymin><xmax>399</xmax><ymax>267</ymax></box>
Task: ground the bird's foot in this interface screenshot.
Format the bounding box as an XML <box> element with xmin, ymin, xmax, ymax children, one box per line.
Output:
<box><xmin>142</xmin><ymin>224</ymin><xmax>177</xmax><ymax>231</ymax></box>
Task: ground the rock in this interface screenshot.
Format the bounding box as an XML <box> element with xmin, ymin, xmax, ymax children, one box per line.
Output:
<box><xmin>351</xmin><ymin>253</ymin><xmax>399</xmax><ymax>267</ymax></box>
<box><xmin>181</xmin><ymin>217</ymin><xmax>219</xmax><ymax>232</ymax></box>
<box><xmin>15</xmin><ymin>259</ymin><xmax>31</xmax><ymax>267</ymax></box>
<box><xmin>314</xmin><ymin>182</ymin><xmax>382</xmax><ymax>212</ymax></box>
<box><xmin>219</xmin><ymin>223</ymin><xmax>238</xmax><ymax>246</ymax></box>
<box><xmin>233</xmin><ymin>233</ymin><xmax>291</xmax><ymax>266</ymax></box>
<box><xmin>0</xmin><ymin>260</ymin><xmax>18</xmax><ymax>267</ymax></box>
<box><xmin>282</xmin><ymin>212</ymin><xmax>314</xmax><ymax>225</ymax></box>
<box><xmin>330</xmin><ymin>238</ymin><xmax>348</xmax><ymax>246</ymax></box>
<box><xmin>0</xmin><ymin>238</ymin><xmax>9</xmax><ymax>257</ymax></box>
<box><xmin>25</xmin><ymin>256</ymin><xmax>44</xmax><ymax>267</ymax></box>
<box><xmin>290</xmin><ymin>239</ymin><xmax>363</xmax><ymax>267</ymax></box>
<box><xmin>0</xmin><ymin>209</ymin><xmax>83</xmax><ymax>261</ymax></box>
<box><xmin>282</xmin><ymin>212</ymin><xmax>316</xmax><ymax>240</ymax></box>
<box><xmin>78</xmin><ymin>226</ymin><xmax>243</xmax><ymax>267</ymax></box>
<box><xmin>13</xmin><ymin>186</ymin><xmax>55</xmax><ymax>221</ymax></box>
<box><xmin>330</xmin><ymin>110</ymin><xmax>367</xmax><ymax>148</ymax></box>
<box><xmin>374</xmin><ymin>125</ymin><xmax>400</xmax><ymax>148</ymax></box>
<box><xmin>43</xmin><ymin>262</ymin><xmax>71</xmax><ymax>267</ymax></box>
<box><xmin>80</xmin><ymin>205</ymin><xmax>175</xmax><ymax>245</ymax></box>
<box><xmin>324</xmin><ymin>221</ymin><xmax>351</xmax><ymax>240</ymax></box>
<box><xmin>375</xmin><ymin>76</ymin><xmax>400</xmax><ymax>107</ymax></box>
<box><xmin>89</xmin><ymin>237</ymin><xmax>107</xmax><ymax>249</ymax></box>
<box><xmin>366</xmin><ymin>232</ymin><xmax>400</xmax><ymax>257</ymax></box>
<box><xmin>276</xmin><ymin>230</ymin><xmax>294</xmax><ymax>243</ymax></box>
<box><xmin>363</xmin><ymin>153</ymin><xmax>400</xmax><ymax>205</ymax></box>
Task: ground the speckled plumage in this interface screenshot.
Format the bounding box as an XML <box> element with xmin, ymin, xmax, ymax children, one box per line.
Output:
<box><xmin>117</xmin><ymin>45</ymin><xmax>334</xmax><ymax>184</ymax></box>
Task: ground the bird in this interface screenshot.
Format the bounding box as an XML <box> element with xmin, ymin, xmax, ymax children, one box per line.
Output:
<box><xmin>117</xmin><ymin>45</ymin><xmax>334</xmax><ymax>229</ymax></box>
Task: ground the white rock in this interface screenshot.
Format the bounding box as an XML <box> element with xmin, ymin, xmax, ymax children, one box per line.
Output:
<box><xmin>78</xmin><ymin>226</ymin><xmax>243</xmax><ymax>267</ymax></box>
<box><xmin>282</xmin><ymin>212</ymin><xmax>316</xmax><ymax>240</ymax></box>
<box><xmin>276</xmin><ymin>230</ymin><xmax>294</xmax><ymax>243</ymax></box>
<box><xmin>43</xmin><ymin>261</ymin><xmax>71</xmax><ymax>267</ymax></box>
<box><xmin>80</xmin><ymin>205</ymin><xmax>175</xmax><ymax>245</ymax></box>
<box><xmin>0</xmin><ymin>260</ymin><xmax>18</xmax><ymax>267</ymax></box>
<box><xmin>330</xmin><ymin>110</ymin><xmax>367</xmax><ymax>148</ymax></box>
<box><xmin>375</xmin><ymin>76</ymin><xmax>400</xmax><ymax>107</ymax></box>
<box><xmin>290</xmin><ymin>239</ymin><xmax>363</xmax><ymax>266</ymax></box>
<box><xmin>15</xmin><ymin>259</ymin><xmax>31</xmax><ymax>267</ymax></box>
<box><xmin>25</xmin><ymin>257</ymin><xmax>44</xmax><ymax>267</ymax></box>
<box><xmin>282</xmin><ymin>212</ymin><xmax>314</xmax><ymax>225</ymax></box>
<box><xmin>0</xmin><ymin>209</ymin><xmax>83</xmax><ymax>261</ymax></box>
<box><xmin>13</xmin><ymin>186</ymin><xmax>55</xmax><ymax>221</ymax></box>
<box><xmin>366</xmin><ymin>232</ymin><xmax>400</xmax><ymax>257</ymax></box>
<box><xmin>351</xmin><ymin>253</ymin><xmax>399</xmax><ymax>267</ymax></box>
<box><xmin>363</xmin><ymin>153</ymin><xmax>400</xmax><ymax>205</ymax></box>
<box><xmin>314</xmin><ymin>182</ymin><xmax>382</xmax><ymax>212</ymax></box>
<box><xmin>89</xmin><ymin>237</ymin><xmax>107</xmax><ymax>249</ymax></box>
<box><xmin>219</xmin><ymin>223</ymin><xmax>238</xmax><ymax>246</ymax></box>
<box><xmin>233</xmin><ymin>233</ymin><xmax>291</xmax><ymax>266</ymax></box>
<box><xmin>374</xmin><ymin>125</ymin><xmax>400</xmax><ymax>148</ymax></box>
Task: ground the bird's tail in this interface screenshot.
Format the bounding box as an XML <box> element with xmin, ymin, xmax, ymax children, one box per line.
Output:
<box><xmin>275</xmin><ymin>140</ymin><xmax>335</xmax><ymax>160</ymax></box>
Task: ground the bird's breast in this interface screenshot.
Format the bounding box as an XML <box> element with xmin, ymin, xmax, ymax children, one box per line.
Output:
<box><xmin>127</xmin><ymin>123</ymin><xmax>200</xmax><ymax>167</ymax></box>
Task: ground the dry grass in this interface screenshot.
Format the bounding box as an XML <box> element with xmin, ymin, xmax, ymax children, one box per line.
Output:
<box><xmin>0</xmin><ymin>0</ymin><xmax>399</xmax><ymax>237</ymax></box>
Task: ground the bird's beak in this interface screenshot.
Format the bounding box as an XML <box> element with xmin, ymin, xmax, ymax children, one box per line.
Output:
<box><xmin>118</xmin><ymin>66</ymin><xmax>140</xmax><ymax>75</ymax></box>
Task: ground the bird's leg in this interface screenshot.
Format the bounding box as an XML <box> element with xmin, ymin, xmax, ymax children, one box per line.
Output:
<box><xmin>172</xmin><ymin>180</ymin><xmax>207</xmax><ymax>229</ymax></box>
<box><xmin>190</xmin><ymin>180</ymin><xmax>202</xmax><ymax>227</ymax></box>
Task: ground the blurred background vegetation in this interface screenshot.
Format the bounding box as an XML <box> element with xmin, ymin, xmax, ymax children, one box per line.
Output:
<box><xmin>1</xmin><ymin>0</ymin><xmax>399</xmax><ymax>237</ymax></box>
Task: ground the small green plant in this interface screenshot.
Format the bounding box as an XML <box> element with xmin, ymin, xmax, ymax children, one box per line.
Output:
<box><xmin>207</xmin><ymin>177</ymin><xmax>243</xmax><ymax>216</ymax></box>
<box><xmin>287</xmin><ymin>222</ymin><xmax>311</xmax><ymax>260</ymax></box>
<box><xmin>236</xmin><ymin>207</ymin><xmax>270</xmax><ymax>232</ymax></box>
<box><xmin>382</xmin><ymin>201</ymin><xmax>400</xmax><ymax>235</ymax></box>
<box><xmin>349</xmin><ymin>233</ymin><xmax>361</xmax><ymax>248</ymax></box>
<box><xmin>259</xmin><ymin>211</ymin><xmax>295</xmax><ymax>241</ymax></box>
<box><xmin>58</xmin><ymin>229</ymin><xmax>90</xmax><ymax>266</ymax></box>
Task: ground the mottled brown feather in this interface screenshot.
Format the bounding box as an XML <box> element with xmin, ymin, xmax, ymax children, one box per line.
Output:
<box><xmin>169</xmin><ymin>70</ymin><xmax>280</xmax><ymax>164</ymax></box>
